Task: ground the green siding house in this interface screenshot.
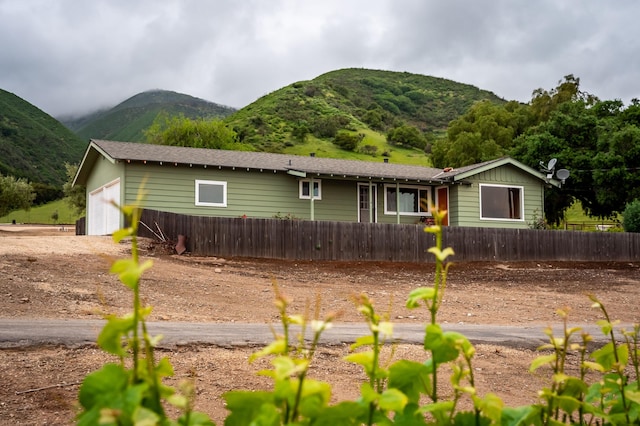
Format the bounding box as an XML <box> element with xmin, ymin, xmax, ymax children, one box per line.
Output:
<box><xmin>73</xmin><ymin>140</ymin><xmax>560</xmax><ymax>235</ymax></box>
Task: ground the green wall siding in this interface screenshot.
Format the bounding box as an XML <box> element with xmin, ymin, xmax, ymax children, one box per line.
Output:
<box><xmin>452</xmin><ymin>165</ymin><xmax>544</xmax><ymax>228</ymax></box>
<box><xmin>122</xmin><ymin>163</ymin><xmax>362</xmax><ymax>221</ymax></box>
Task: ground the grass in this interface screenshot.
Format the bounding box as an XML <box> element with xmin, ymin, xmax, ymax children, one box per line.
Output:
<box><xmin>559</xmin><ymin>201</ymin><xmax>621</xmax><ymax>231</ymax></box>
<box><xmin>0</xmin><ymin>199</ymin><xmax>81</xmax><ymax>225</ymax></box>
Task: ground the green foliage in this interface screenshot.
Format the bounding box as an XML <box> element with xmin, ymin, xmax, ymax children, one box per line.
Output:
<box><xmin>79</xmin><ymin>201</ymin><xmax>640</xmax><ymax>425</ymax></box>
<box><xmin>63</xmin><ymin>90</ymin><xmax>236</xmax><ymax>143</ymax></box>
<box><xmin>387</xmin><ymin>124</ymin><xmax>427</xmax><ymax>149</ymax></box>
<box><xmin>431</xmin><ymin>100</ymin><xmax>530</xmax><ymax>168</ymax></box>
<box><xmin>333</xmin><ymin>130</ymin><xmax>363</xmax><ymax>151</ymax></box>
<box><xmin>224</xmin><ymin>68</ymin><xmax>502</xmax><ymax>157</ymax></box>
<box><xmin>0</xmin><ymin>88</ymin><xmax>86</xmax><ymax>186</ymax></box>
<box><xmin>622</xmin><ymin>199</ymin><xmax>640</xmax><ymax>232</ymax></box>
<box><xmin>0</xmin><ymin>174</ymin><xmax>35</xmax><ymax>217</ymax></box>
<box><xmin>145</xmin><ymin>114</ymin><xmax>249</xmax><ymax>151</ymax></box>
<box><xmin>62</xmin><ymin>163</ymin><xmax>86</xmax><ymax>215</ymax></box>
<box><xmin>76</xmin><ymin>190</ymin><xmax>214</xmax><ymax>425</ymax></box>
<box><xmin>0</xmin><ymin>198</ymin><xmax>80</xmax><ymax>224</ymax></box>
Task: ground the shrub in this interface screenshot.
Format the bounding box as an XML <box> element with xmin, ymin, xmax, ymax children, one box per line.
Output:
<box><xmin>77</xmin><ymin>198</ymin><xmax>640</xmax><ymax>425</ymax></box>
<box><xmin>623</xmin><ymin>199</ymin><xmax>640</xmax><ymax>232</ymax></box>
<box><xmin>333</xmin><ymin>130</ymin><xmax>362</xmax><ymax>151</ymax></box>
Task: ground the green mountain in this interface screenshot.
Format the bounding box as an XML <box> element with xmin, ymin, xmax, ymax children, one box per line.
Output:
<box><xmin>226</xmin><ymin>68</ymin><xmax>505</xmax><ymax>163</ymax></box>
<box><xmin>61</xmin><ymin>90</ymin><xmax>237</xmax><ymax>142</ymax></box>
<box><xmin>0</xmin><ymin>88</ymin><xmax>87</xmax><ymax>186</ymax></box>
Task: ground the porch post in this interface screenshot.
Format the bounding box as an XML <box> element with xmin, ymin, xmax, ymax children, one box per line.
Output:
<box><xmin>396</xmin><ymin>182</ymin><xmax>400</xmax><ymax>224</ymax></box>
<box><xmin>310</xmin><ymin>176</ymin><xmax>315</xmax><ymax>221</ymax></box>
<box><xmin>368</xmin><ymin>181</ymin><xmax>373</xmax><ymax>223</ymax></box>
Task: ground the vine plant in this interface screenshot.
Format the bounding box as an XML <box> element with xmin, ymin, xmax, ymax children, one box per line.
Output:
<box><xmin>76</xmin><ymin>200</ymin><xmax>639</xmax><ymax>425</ymax></box>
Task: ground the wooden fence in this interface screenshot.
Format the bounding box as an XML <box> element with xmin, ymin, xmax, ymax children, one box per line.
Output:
<box><xmin>83</xmin><ymin>210</ymin><xmax>640</xmax><ymax>263</ymax></box>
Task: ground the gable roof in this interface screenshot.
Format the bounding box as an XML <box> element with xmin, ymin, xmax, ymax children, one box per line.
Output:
<box><xmin>73</xmin><ymin>140</ymin><xmax>559</xmax><ymax>187</ymax></box>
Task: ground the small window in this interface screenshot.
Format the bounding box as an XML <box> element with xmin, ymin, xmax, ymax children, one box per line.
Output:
<box><xmin>384</xmin><ymin>185</ymin><xmax>431</xmax><ymax>215</ymax></box>
<box><xmin>299</xmin><ymin>179</ymin><xmax>321</xmax><ymax>200</ymax></box>
<box><xmin>480</xmin><ymin>184</ymin><xmax>523</xmax><ymax>220</ymax></box>
<box><xmin>195</xmin><ymin>180</ymin><xmax>227</xmax><ymax>207</ymax></box>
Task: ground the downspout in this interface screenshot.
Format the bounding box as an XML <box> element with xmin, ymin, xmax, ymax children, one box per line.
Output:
<box><xmin>396</xmin><ymin>182</ymin><xmax>400</xmax><ymax>224</ymax></box>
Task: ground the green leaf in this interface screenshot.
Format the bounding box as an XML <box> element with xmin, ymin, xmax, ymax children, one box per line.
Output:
<box><xmin>625</xmin><ymin>389</ymin><xmax>640</xmax><ymax>404</ymax></box>
<box><xmin>344</xmin><ymin>351</ymin><xmax>374</xmax><ymax>374</ymax></box>
<box><xmin>177</xmin><ymin>411</ymin><xmax>216</xmax><ymax>426</ymax></box>
<box><xmin>427</xmin><ymin>246</ymin><xmax>455</xmax><ymax>262</ymax></box>
<box><xmin>132</xmin><ymin>406</ymin><xmax>161</xmax><ymax>426</ymax></box>
<box><xmin>582</xmin><ymin>360</ymin><xmax>605</xmax><ymax>372</ymax></box>
<box><xmin>473</xmin><ymin>392</ymin><xmax>504</xmax><ymax>423</ymax></box>
<box><xmin>249</xmin><ymin>338</ymin><xmax>287</xmax><ymax>362</ymax></box>
<box><xmin>378</xmin><ymin>388</ymin><xmax>408</xmax><ymax>412</ymax></box>
<box><xmin>155</xmin><ymin>356</ymin><xmax>174</xmax><ymax>378</ymax></box>
<box><xmin>310</xmin><ymin>401</ymin><xmax>367</xmax><ymax>425</ymax></box>
<box><xmin>112</xmin><ymin>227</ymin><xmax>133</xmax><ymax>243</ymax></box>
<box><xmin>406</xmin><ymin>287</ymin><xmax>436</xmax><ymax>308</ymax></box>
<box><xmin>350</xmin><ymin>335</ymin><xmax>375</xmax><ymax>350</ymax></box>
<box><xmin>529</xmin><ymin>354</ymin><xmax>556</xmax><ymax>373</ymax></box>
<box><xmin>222</xmin><ymin>391</ymin><xmax>275</xmax><ymax>426</ymax></box>
<box><xmin>78</xmin><ymin>363</ymin><xmax>129</xmax><ymax>409</ymax></box>
<box><xmin>388</xmin><ymin>360</ymin><xmax>431</xmax><ymax>403</ymax></box>
<box><xmin>424</xmin><ymin>324</ymin><xmax>460</xmax><ymax>364</ymax></box>
<box><xmin>97</xmin><ymin>314</ymin><xmax>135</xmax><ymax>356</ymax></box>
<box><xmin>500</xmin><ymin>405</ymin><xmax>543</xmax><ymax>426</ymax></box>
<box><xmin>591</xmin><ymin>342</ymin><xmax>628</xmax><ymax>370</ymax></box>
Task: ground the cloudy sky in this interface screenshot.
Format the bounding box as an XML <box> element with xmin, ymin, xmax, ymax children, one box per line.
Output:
<box><xmin>1</xmin><ymin>0</ymin><xmax>639</xmax><ymax>118</ymax></box>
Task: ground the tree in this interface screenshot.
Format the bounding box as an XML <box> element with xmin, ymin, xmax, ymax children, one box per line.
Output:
<box><xmin>622</xmin><ymin>199</ymin><xmax>640</xmax><ymax>232</ymax></box>
<box><xmin>386</xmin><ymin>124</ymin><xmax>426</xmax><ymax>149</ymax></box>
<box><xmin>0</xmin><ymin>174</ymin><xmax>35</xmax><ymax>217</ymax></box>
<box><xmin>333</xmin><ymin>131</ymin><xmax>363</xmax><ymax>151</ymax></box>
<box><xmin>62</xmin><ymin>163</ymin><xmax>85</xmax><ymax>215</ymax></box>
<box><xmin>431</xmin><ymin>100</ymin><xmax>529</xmax><ymax>168</ymax></box>
<box><xmin>145</xmin><ymin>114</ymin><xmax>242</xmax><ymax>150</ymax></box>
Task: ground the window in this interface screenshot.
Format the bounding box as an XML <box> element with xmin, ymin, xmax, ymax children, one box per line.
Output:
<box><xmin>480</xmin><ymin>184</ymin><xmax>523</xmax><ymax>220</ymax></box>
<box><xmin>384</xmin><ymin>184</ymin><xmax>431</xmax><ymax>215</ymax></box>
<box><xmin>195</xmin><ymin>180</ymin><xmax>227</xmax><ymax>207</ymax></box>
<box><xmin>299</xmin><ymin>179</ymin><xmax>321</xmax><ymax>200</ymax></box>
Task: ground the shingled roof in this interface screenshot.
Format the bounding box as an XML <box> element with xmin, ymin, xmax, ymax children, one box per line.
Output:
<box><xmin>75</xmin><ymin>140</ymin><xmax>557</xmax><ymax>187</ymax></box>
<box><xmin>83</xmin><ymin>139</ymin><xmax>448</xmax><ymax>183</ymax></box>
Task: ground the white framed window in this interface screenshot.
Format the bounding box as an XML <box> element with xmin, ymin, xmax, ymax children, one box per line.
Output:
<box><xmin>195</xmin><ymin>180</ymin><xmax>227</xmax><ymax>207</ymax></box>
<box><xmin>384</xmin><ymin>184</ymin><xmax>431</xmax><ymax>216</ymax></box>
<box><xmin>479</xmin><ymin>184</ymin><xmax>524</xmax><ymax>221</ymax></box>
<box><xmin>299</xmin><ymin>179</ymin><xmax>321</xmax><ymax>200</ymax></box>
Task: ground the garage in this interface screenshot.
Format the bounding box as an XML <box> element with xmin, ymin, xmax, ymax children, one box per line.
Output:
<box><xmin>87</xmin><ymin>178</ymin><xmax>121</xmax><ymax>235</ymax></box>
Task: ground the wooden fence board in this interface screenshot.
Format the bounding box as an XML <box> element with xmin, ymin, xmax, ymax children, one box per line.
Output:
<box><xmin>77</xmin><ymin>210</ymin><xmax>640</xmax><ymax>263</ymax></box>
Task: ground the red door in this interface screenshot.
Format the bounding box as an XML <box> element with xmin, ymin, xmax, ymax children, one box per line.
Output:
<box><xmin>436</xmin><ymin>187</ymin><xmax>449</xmax><ymax>226</ymax></box>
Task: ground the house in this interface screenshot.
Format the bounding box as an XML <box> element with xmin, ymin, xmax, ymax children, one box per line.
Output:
<box><xmin>73</xmin><ymin>139</ymin><xmax>560</xmax><ymax>235</ymax></box>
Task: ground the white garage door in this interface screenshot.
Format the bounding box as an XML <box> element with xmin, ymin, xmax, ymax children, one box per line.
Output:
<box><xmin>88</xmin><ymin>179</ymin><xmax>121</xmax><ymax>235</ymax></box>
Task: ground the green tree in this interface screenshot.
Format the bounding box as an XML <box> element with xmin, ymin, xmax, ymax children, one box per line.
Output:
<box><xmin>386</xmin><ymin>124</ymin><xmax>426</xmax><ymax>149</ymax></box>
<box><xmin>145</xmin><ymin>114</ymin><xmax>242</xmax><ymax>150</ymax></box>
<box><xmin>333</xmin><ymin>130</ymin><xmax>363</xmax><ymax>151</ymax></box>
<box><xmin>0</xmin><ymin>174</ymin><xmax>35</xmax><ymax>217</ymax></box>
<box><xmin>622</xmin><ymin>199</ymin><xmax>640</xmax><ymax>232</ymax></box>
<box><xmin>62</xmin><ymin>163</ymin><xmax>86</xmax><ymax>215</ymax></box>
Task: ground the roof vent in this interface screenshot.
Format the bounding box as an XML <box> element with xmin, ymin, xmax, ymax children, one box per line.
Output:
<box><xmin>443</xmin><ymin>167</ymin><xmax>453</xmax><ymax>172</ymax></box>
<box><xmin>310</xmin><ymin>152</ymin><xmax>315</xmax><ymax>157</ymax></box>
<box><xmin>384</xmin><ymin>158</ymin><xmax>389</xmax><ymax>163</ymax></box>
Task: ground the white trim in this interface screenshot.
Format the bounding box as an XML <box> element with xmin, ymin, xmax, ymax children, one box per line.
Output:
<box><xmin>195</xmin><ymin>179</ymin><xmax>227</xmax><ymax>207</ymax></box>
<box><xmin>479</xmin><ymin>183</ymin><xmax>525</xmax><ymax>221</ymax></box>
<box><xmin>357</xmin><ymin>182</ymin><xmax>378</xmax><ymax>223</ymax></box>
<box><xmin>383</xmin><ymin>184</ymin><xmax>432</xmax><ymax>216</ymax></box>
<box><xmin>299</xmin><ymin>179</ymin><xmax>322</xmax><ymax>200</ymax></box>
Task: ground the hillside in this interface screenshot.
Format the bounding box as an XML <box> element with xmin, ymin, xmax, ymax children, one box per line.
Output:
<box><xmin>226</xmin><ymin>68</ymin><xmax>505</xmax><ymax>163</ymax></box>
<box><xmin>0</xmin><ymin>89</ymin><xmax>87</xmax><ymax>186</ymax></box>
<box><xmin>61</xmin><ymin>90</ymin><xmax>236</xmax><ymax>142</ymax></box>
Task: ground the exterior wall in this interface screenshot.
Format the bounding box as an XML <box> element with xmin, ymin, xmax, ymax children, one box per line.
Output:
<box><xmin>122</xmin><ymin>163</ymin><xmax>363</xmax><ymax>221</ymax></box>
<box><xmin>452</xmin><ymin>165</ymin><xmax>545</xmax><ymax>228</ymax></box>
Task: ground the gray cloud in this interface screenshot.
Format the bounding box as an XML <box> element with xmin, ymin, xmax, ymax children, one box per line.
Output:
<box><xmin>0</xmin><ymin>0</ymin><xmax>638</xmax><ymax>117</ymax></box>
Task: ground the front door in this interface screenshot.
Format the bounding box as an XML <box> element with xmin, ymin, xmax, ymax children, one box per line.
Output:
<box><xmin>358</xmin><ymin>183</ymin><xmax>377</xmax><ymax>223</ymax></box>
<box><xmin>436</xmin><ymin>186</ymin><xmax>449</xmax><ymax>226</ymax></box>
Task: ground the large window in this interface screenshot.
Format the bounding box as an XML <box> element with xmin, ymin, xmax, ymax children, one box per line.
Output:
<box><xmin>480</xmin><ymin>184</ymin><xmax>523</xmax><ymax>220</ymax></box>
<box><xmin>299</xmin><ymin>179</ymin><xmax>321</xmax><ymax>200</ymax></box>
<box><xmin>384</xmin><ymin>184</ymin><xmax>431</xmax><ymax>215</ymax></box>
<box><xmin>195</xmin><ymin>180</ymin><xmax>227</xmax><ymax>207</ymax></box>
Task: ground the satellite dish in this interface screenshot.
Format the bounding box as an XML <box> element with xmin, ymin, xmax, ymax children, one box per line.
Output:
<box><xmin>556</xmin><ymin>169</ymin><xmax>570</xmax><ymax>181</ymax></box>
<box><xmin>547</xmin><ymin>158</ymin><xmax>557</xmax><ymax>171</ymax></box>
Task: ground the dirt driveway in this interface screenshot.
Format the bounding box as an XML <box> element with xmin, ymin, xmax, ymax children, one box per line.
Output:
<box><xmin>1</xmin><ymin>225</ymin><xmax>639</xmax><ymax>424</ymax></box>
